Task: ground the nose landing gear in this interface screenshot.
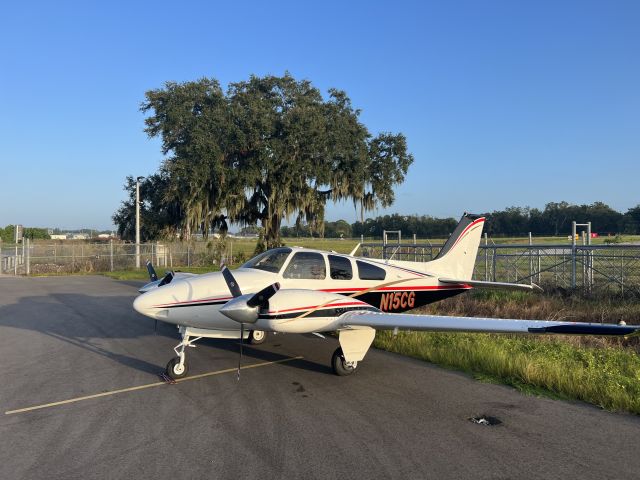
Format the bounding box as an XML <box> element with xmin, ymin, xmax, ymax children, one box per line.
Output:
<box><xmin>166</xmin><ymin>331</ymin><xmax>202</xmax><ymax>380</ymax></box>
<box><xmin>163</xmin><ymin>327</ymin><xmax>269</xmax><ymax>380</ymax></box>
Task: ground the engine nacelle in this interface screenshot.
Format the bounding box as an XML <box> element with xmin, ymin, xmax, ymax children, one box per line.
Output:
<box><xmin>253</xmin><ymin>289</ymin><xmax>376</xmax><ymax>334</ymax></box>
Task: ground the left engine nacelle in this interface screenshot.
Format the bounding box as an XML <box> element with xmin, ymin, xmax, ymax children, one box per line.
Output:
<box><xmin>253</xmin><ymin>289</ymin><xmax>377</xmax><ymax>334</ymax></box>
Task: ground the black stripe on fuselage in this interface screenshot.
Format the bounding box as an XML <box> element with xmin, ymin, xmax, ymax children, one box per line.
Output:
<box><xmin>259</xmin><ymin>306</ymin><xmax>378</xmax><ymax>320</ymax></box>
<box><xmin>327</xmin><ymin>288</ymin><xmax>468</xmax><ymax>313</ymax></box>
<box><xmin>161</xmin><ymin>300</ymin><xmax>229</xmax><ymax>309</ymax></box>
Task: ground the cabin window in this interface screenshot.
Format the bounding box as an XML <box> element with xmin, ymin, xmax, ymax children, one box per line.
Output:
<box><xmin>242</xmin><ymin>247</ymin><xmax>292</xmax><ymax>273</ymax></box>
<box><xmin>356</xmin><ymin>260</ymin><xmax>386</xmax><ymax>281</ymax></box>
<box><xmin>329</xmin><ymin>255</ymin><xmax>353</xmax><ymax>280</ymax></box>
<box><xmin>283</xmin><ymin>252</ymin><xmax>327</xmax><ymax>280</ymax></box>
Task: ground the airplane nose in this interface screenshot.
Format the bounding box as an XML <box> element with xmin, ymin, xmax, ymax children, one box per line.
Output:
<box><xmin>133</xmin><ymin>293</ymin><xmax>152</xmax><ymax>316</ymax></box>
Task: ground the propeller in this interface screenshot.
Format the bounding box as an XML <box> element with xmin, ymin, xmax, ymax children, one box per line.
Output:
<box><xmin>158</xmin><ymin>271</ymin><xmax>174</xmax><ymax>287</ymax></box>
<box><xmin>146</xmin><ymin>260</ymin><xmax>158</xmax><ymax>282</ymax></box>
<box><xmin>219</xmin><ymin>266</ymin><xmax>280</xmax><ymax>380</ymax></box>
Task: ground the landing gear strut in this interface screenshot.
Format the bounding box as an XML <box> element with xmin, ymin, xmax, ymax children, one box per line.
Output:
<box><xmin>163</xmin><ymin>327</ymin><xmax>267</xmax><ymax>380</ymax></box>
<box><xmin>331</xmin><ymin>347</ymin><xmax>358</xmax><ymax>376</ymax></box>
<box><xmin>165</xmin><ymin>331</ymin><xmax>201</xmax><ymax>380</ymax></box>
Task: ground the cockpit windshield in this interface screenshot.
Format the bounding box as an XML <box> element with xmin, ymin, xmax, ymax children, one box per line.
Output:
<box><xmin>241</xmin><ymin>247</ymin><xmax>292</xmax><ymax>273</ymax></box>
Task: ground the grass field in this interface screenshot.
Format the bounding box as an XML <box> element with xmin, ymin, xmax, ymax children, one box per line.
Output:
<box><xmin>374</xmin><ymin>330</ymin><xmax>640</xmax><ymax>413</ymax></box>
<box><xmin>374</xmin><ymin>290</ymin><xmax>640</xmax><ymax>414</ymax></box>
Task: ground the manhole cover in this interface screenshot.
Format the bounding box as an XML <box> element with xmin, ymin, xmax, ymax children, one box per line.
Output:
<box><xmin>469</xmin><ymin>415</ymin><xmax>502</xmax><ymax>426</ymax></box>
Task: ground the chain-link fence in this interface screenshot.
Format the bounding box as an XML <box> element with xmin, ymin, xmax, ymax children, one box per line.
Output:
<box><xmin>0</xmin><ymin>239</ymin><xmax>252</xmax><ymax>275</ymax></box>
<box><xmin>2</xmin><ymin>238</ymin><xmax>640</xmax><ymax>297</ymax></box>
<box><xmin>362</xmin><ymin>242</ymin><xmax>640</xmax><ymax>297</ymax></box>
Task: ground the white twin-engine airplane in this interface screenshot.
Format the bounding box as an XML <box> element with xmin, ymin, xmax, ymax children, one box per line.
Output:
<box><xmin>133</xmin><ymin>214</ymin><xmax>639</xmax><ymax>380</ymax></box>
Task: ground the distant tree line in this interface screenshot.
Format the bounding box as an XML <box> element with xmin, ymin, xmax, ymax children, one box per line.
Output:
<box><xmin>279</xmin><ymin>202</ymin><xmax>640</xmax><ymax>238</ymax></box>
<box><xmin>0</xmin><ymin>225</ymin><xmax>50</xmax><ymax>242</ymax></box>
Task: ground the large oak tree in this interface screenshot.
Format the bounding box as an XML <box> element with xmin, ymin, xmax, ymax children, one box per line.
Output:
<box><xmin>115</xmin><ymin>73</ymin><xmax>413</xmax><ymax>248</ymax></box>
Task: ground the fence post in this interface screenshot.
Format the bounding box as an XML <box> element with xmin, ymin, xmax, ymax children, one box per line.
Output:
<box><xmin>26</xmin><ymin>238</ymin><xmax>30</xmax><ymax>275</ymax></box>
<box><xmin>528</xmin><ymin>232</ymin><xmax>533</xmax><ymax>285</ymax></box>
<box><xmin>492</xmin><ymin>247</ymin><xmax>497</xmax><ymax>282</ymax></box>
<box><xmin>484</xmin><ymin>233</ymin><xmax>488</xmax><ymax>281</ymax></box>
<box><xmin>587</xmin><ymin>222</ymin><xmax>593</xmax><ymax>293</ymax></box>
<box><xmin>14</xmin><ymin>244</ymin><xmax>18</xmax><ymax>275</ymax></box>
<box><xmin>571</xmin><ymin>221</ymin><xmax>577</xmax><ymax>289</ymax></box>
<box><xmin>110</xmin><ymin>240</ymin><xmax>114</xmax><ymax>272</ymax></box>
<box><xmin>187</xmin><ymin>244</ymin><xmax>191</xmax><ymax>267</ymax></box>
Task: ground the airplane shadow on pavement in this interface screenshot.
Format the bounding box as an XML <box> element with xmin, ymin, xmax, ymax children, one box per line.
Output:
<box><xmin>0</xmin><ymin>291</ymin><xmax>332</xmax><ymax>376</ymax></box>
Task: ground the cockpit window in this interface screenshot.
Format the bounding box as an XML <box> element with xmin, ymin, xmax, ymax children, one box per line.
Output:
<box><xmin>283</xmin><ymin>252</ymin><xmax>326</xmax><ymax>280</ymax></box>
<box><xmin>241</xmin><ymin>248</ymin><xmax>292</xmax><ymax>273</ymax></box>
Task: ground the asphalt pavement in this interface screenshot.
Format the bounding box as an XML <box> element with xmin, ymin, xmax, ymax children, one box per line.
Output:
<box><xmin>1</xmin><ymin>275</ymin><xmax>639</xmax><ymax>480</ymax></box>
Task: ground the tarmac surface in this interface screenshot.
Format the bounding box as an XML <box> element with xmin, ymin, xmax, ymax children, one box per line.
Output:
<box><xmin>1</xmin><ymin>275</ymin><xmax>640</xmax><ymax>480</ymax></box>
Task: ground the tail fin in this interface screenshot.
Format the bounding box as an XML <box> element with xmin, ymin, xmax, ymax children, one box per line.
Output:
<box><xmin>426</xmin><ymin>213</ymin><xmax>485</xmax><ymax>280</ymax></box>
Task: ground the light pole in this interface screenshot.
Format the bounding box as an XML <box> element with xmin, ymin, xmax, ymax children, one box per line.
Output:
<box><xmin>135</xmin><ymin>176</ymin><xmax>144</xmax><ymax>269</ymax></box>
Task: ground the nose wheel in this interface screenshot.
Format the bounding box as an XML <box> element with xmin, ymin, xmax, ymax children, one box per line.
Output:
<box><xmin>166</xmin><ymin>356</ymin><xmax>189</xmax><ymax>380</ymax></box>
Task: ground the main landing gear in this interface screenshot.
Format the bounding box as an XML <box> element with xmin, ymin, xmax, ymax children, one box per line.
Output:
<box><xmin>164</xmin><ymin>327</ymin><xmax>268</xmax><ymax>380</ymax></box>
<box><xmin>331</xmin><ymin>347</ymin><xmax>358</xmax><ymax>376</ymax></box>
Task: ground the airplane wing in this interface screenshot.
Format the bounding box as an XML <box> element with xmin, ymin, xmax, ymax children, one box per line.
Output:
<box><xmin>339</xmin><ymin>311</ymin><xmax>639</xmax><ymax>336</ymax></box>
<box><xmin>438</xmin><ymin>277</ymin><xmax>542</xmax><ymax>292</ymax></box>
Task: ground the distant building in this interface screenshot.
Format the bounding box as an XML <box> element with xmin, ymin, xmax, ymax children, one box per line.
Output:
<box><xmin>97</xmin><ymin>233</ymin><xmax>112</xmax><ymax>239</ymax></box>
<box><xmin>50</xmin><ymin>234</ymin><xmax>68</xmax><ymax>240</ymax></box>
<box><xmin>72</xmin><ymin>234</ymin><xmax>87</xmax><ymax>240</ymax></box>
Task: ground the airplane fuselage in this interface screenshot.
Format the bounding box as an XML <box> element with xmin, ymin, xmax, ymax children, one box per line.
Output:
<box><xmin>133</xmin><ymin>247</ymin><xmax>471</xmax><ymax>333</ymax></box>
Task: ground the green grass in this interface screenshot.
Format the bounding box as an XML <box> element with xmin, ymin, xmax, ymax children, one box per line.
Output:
<box><xmin>374</xmin><ymin>330</ymin><xmax>640</xmax><ymax>414</ymax></box>
<box><xmin>102</xmin><ymin>265</ymin><xmax>222</xmax><ymax>281</ymax></box>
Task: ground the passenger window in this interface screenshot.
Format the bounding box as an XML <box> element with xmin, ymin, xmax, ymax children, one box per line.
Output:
<box><xmin>329</xmin><ymin>255</ymin><xmax>353</xmax><ymax>280</ymax></box>
<box><xmin>283</xmin><ymin>252</ymin><xmax>326</xmax><ymax>280</ymax></box>
<box><xmin>356</xmin><ymin>260</ymin><xmax>386</xmax><ymax>281</ymax></box>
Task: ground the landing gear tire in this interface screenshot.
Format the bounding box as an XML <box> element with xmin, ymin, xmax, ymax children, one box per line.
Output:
<box><xmin>166</xmin><ymin>356</ymin><xmax>189</xmax><ymax>380</ymax></box>
<box><xmin>331</xmin><ymin>347</ymin><xmax>358</xmax><ymax>376</ymax></box>
<box><xmin>248</xmin><ymin>330</ymin><xmax>267</xmax><ymax>345</ymax></box>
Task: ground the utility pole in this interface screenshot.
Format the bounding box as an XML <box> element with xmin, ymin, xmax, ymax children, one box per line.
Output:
<box><xmin>135</xmin><ymin>176</ymin><xmax>144</xmax><ymax>269</ymax></box>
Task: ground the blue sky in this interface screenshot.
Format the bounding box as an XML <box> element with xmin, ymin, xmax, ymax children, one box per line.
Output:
<box><xmin>1</xmin><ymin>0</ymin><xmax>638</xmax><ymax>230</ymax></box>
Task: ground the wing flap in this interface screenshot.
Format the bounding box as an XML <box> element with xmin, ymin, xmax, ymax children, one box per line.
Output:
<box><xmin>339</xmin><ymin>311</ymin><xmax>638</xmax><ymax>336</ymax></box>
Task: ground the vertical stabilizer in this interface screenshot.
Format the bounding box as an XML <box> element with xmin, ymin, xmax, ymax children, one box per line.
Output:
<box><xmin>426</xmin><ymin>213</ymin><xmax>485</xmax><ymax>279</ymax></box>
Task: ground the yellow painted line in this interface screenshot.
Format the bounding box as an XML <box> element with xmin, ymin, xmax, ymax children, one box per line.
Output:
<box><xmin>5</xmin><ymin>356</ymin><xmax>303</xmax><ymax>415</ymax></box>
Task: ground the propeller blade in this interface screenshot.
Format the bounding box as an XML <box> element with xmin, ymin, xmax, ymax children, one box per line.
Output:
<box><xmin>221</xmin><ymin>266</ymin><xmax>243</xmax><ymax>298</ymax></box>
<box><xmin>246</xmin><ymin>282</ymin><xmax>280</xmax><ymax>308</ymax></box>
<box><xmin>237</xmin><ymin>323</ymin><xmax>244</xmax><ymax>381</ymax></box>
<box><xmin>146</xmin><ymin>260</ymin><xmax>158</xmax><ymax>281</ymax></box>
<box><xmin>158</xmin><ymin>271</ymin><xmax>174</xmax><ymax>287</ymax></box>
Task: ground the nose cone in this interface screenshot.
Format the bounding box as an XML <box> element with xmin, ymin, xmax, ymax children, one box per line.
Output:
<box><xmin>133</xmin><ymin>291</ymin><xmax>154</xmax><ymax>317</ymax></box>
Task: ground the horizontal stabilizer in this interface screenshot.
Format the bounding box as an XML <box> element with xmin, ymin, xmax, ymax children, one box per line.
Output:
<box><xmin>439</xmin><ymin>278</ymin><xmax>543</xmax><ymax>292</ymax></box>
